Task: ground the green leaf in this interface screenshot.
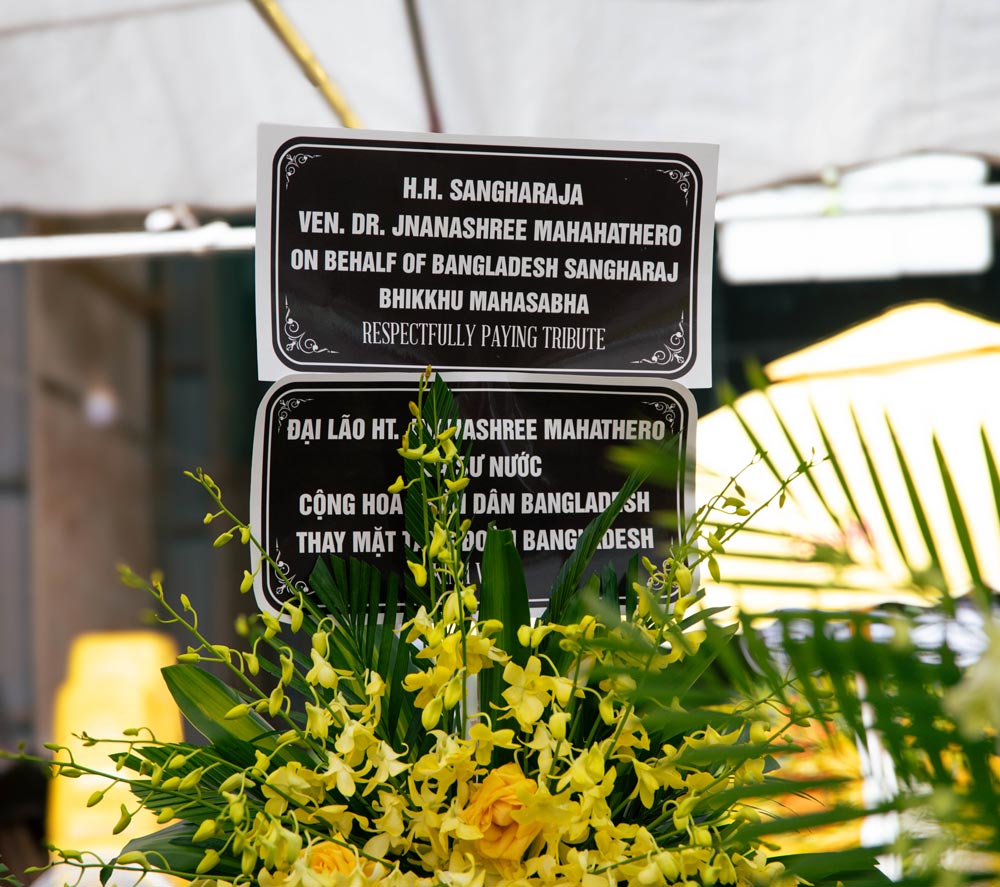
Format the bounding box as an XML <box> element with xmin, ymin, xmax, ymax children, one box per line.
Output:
<box><xmin>757</xmin><ymin>384</ymin><xmax>846</xmax><ymax>531</ymax></box>
<box><xmin>883</xmin><ymin>412</ymin><xmax>944</xmax><ymax>587</ymax></box>
<box><xmin>116</xmin><ymin>821</ymin><xmax>240</xmax><ymax>880</ymax></box>
<box><xmin>160</xmin><ymin>664</ymin><xmax>280</xmax><ymax>767</ymax></box>
<box><xmin>542</xmin><ymin>462</ymin><xmax>649</xmax><ymax>628</ymax></box>
<box><xmin>933</xmin><ymin>432</ymin><xmax>986</xmax><ymax>595</ymax></box>
<box><xmin>478</xmin><ymin>525</ymin><xmax>531</xmax><ymax>719</ymax></box>
<box><xmin>779</xmin><ymin>846</ymin><xmax>893</xmax><ymax>886</ymax></box>
<box><xmin>306</xmin><ymin>555</ymin><xmax>420</xmax><ymax>749</ymax></box>
<box><xmin>848</xmin><ymin>405</ymin><xmax>909</xmax><ymax>571</ymax></box>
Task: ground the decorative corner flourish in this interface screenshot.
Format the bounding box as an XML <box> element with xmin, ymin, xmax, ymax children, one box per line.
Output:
<box><xmin>284</xmin><ymin>152</ymin><xmax>321</xmax><ymax>190</ymax></box>
<box><xmin>282</xmin><ymin>295</ymin><xmax>336</xmax><ymax>356</ymax></box>
<box><xmin>642</xmin><ymin>400</ymin><xmax>678</xmax><ymax>432</ymax></box>
<box><xmin>274</xmin><ymin>395</ymin><xmax>313</xmax><ymax>432</ymax></box>
<box><xmin>273</xmin><ymin>542</ymin><xmax>309</xmax><ymax>595</ymax></box>
<box><xmin>631</xmin><ymin>314</ymin><xmax>688</xmax><ymax>368</ymax></box>
<box><xmin>657</xmin><ymin>168</ymin><xmax>692</xmax><ymax>205</ymax></box>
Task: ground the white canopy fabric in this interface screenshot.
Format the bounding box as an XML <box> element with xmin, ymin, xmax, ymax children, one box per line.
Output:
<box><xmin>3</xmin><ymin>0</ymin><xmax>1000</xmax><ymax>214</ymax></box>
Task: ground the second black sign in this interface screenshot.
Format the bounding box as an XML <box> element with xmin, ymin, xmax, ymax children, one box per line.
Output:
<box><xmin>250</xmin><ymin>373</ymin><xmax>695</xmax><ymax>616</ymax></box>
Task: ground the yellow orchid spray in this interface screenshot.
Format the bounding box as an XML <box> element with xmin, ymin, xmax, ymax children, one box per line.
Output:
<box><xmin>2</xmin><ymin>370</ymin><xmax>908</xmax><ymax>887</ymax></box>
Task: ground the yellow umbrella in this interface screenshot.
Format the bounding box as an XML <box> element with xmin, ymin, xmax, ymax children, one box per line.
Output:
<box><xmin>696</xmin><ymin>300</ymin><xmax>1000</xmax><ymax>613</ymax></box>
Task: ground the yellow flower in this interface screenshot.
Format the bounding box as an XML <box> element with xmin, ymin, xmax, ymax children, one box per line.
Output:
<box><xmin>468</xmin><ymin>721</ymin><xmax>517</xmax><ymax>766</ymax></box>
<box><xmin>440</xmin><ymin>437</ymin><xmax>459</xmax><ymax>462</ymax></box>
<box><xmin>263</xmin><ymin>762</ymin><xmax>326</xmax><ymax>815</ymax></box>
<box><xmin>306</xmin><ymin>648</ymin><xmax>345</xmax><ymax>689</ymax></box>
<box><xmin>459</xmin><ymin>762</ymin><xmax>543</xmax><ymax>862</ymax></box>
<box><xmin>501</xmin><ymin>656</ymin><xmax>553</xmax><ymax>730</ymax></box>
<box><xmin>374</xmin><ymin>791</ymin><xmax>408</xmax><ymax>838</ymax></box>
<box><xmin>305</xmin><ymin>702</ymin><xmax>333</xmax><ymax>741</ymax></box>
<box><xmin>323</xmin><ymin>753</ymin><xmax>359</xmax><ymax>798</ymax></box>
<box><xmin>308</xmin><ymin>839</ymin><xmax>359</xmax><ymax>876</ymax></box>
<box><xmin>428</xmin><ymin>523</ymin><xmax>449</xmax><ymax>558</ymax></box>
<box><xmin>256</xmin><ymin>817</ymin><xmax>304</xmax><ymax>870</ymax></box>
<box><xmin>397</xmin><ymin>433</ymin><xmax>427</xmax><ymax>460</ymax></box>
<box><xmin>402</xmin><ymin>664</ymin><xmax>453</xmax><ymax>709</ymax></box>
<box><xmin>364</xmin><ymin>741</ymin><xmax>409</xmax><ymax>790</ymax></box>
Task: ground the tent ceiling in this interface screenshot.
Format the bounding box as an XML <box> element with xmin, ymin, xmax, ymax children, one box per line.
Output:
<box><xmin>3</xmin><ymin>0</ymin><xmax>1000</xmax><ymax>214</ymax></box>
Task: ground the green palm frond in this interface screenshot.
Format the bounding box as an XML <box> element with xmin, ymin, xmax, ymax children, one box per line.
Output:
<box><xmin>304</xmin><ymin>555</ymin><xmax>420</xmax><ymax>749</ymax></box>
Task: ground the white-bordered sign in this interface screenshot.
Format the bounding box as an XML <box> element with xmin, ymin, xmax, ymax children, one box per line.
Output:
<box><xmin>256</xmin><ymin>126</ymin><xmax>717</xmax><ymax>387</ymax></box>
<box><xmin>250</xmin><ymin>372</ymin><xmax>695</xmax><ymax>616</ymax></box>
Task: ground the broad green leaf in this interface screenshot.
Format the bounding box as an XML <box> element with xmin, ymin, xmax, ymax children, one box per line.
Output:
<box><xmin>478</xmin><ymin>525</ymin><xmax>530</xmax><ymax>719</ymax></box>
<box><xmin>160</xmin><ymin>665</ymin><xmax>279</xmax><ymax>767</ymax></box>
<box><xmin>115</xmin><ymin>821</ymin><xmax>239</xmax><ymax>880</ymax></box>
<box><xmin>779</xmin><ymin>846</ymin><xmax>893</xmax><ymax>886</ymax></box>
<box><xmin>542</xmin><ymin>462</ymin><xmax>649</xmax><ymax>629</ymax></box>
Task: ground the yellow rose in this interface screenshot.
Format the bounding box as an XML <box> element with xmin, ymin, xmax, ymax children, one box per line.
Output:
<box><xmin>308</xmin><ymin>840</ymin><xmax>359</xmax><ymax>876</ymax></box>
<box><xmin>460</xmin><ymin>762</ymin><xmax>542</xmax><ymax>861</ymax></box>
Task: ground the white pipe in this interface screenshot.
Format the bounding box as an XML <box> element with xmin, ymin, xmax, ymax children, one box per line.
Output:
<box><xmin>2</xmin><ymin>182</ymin><xmax>1000</xmax><ymax>264</ymax></box>
<box><xmin>715</xmin><ymin>182</ymin><xmax>1000</xmax><ymax>223</ymax></box>
<box><xmin>0</xmin><ymin>221</ymin><xmax>255</xmax><ymax>264</ymax></box>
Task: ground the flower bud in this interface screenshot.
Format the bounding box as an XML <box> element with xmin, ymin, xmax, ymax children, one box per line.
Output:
<box><xmin>428</xmin><ymin>524</ymin><xmax>448</xmax><ymax>558</ymax></box>
<box><xmin>192</xmin><ymin>819</ymin><xmax>217</xmax><ymax>843</ymax></box>
<box><xmin>674</xmin><ymin>562</ymin><xmax>692</xmax><ymax>594</ymax></box>
<box><xmin>112</xmin><ymin>804</ymin><xmax>133</xmax><ymax>835</ymax></box>
<box><xmin>268</xmin><ymin>686</ymin><xmax>284</xmax><ymax>717</ymax></box>
<box><xmin>444</xmin><ymin>676</ymin><xmax>463</xmax><ymax>710</ymax></box>
<box><xmin>178</xmin><ymin>767</ymin><xmax>206</xmax><ymax>791</ymax></box>
<box><xmin>196</xmin><ymin>849</ymin><xmax>221</xmax><ymax>875</ymax></box>
<box><xmin>218</xmin><ymin>773</ymin><xmax>245</xmax><ymax>793</ymax></box>
<box><xmin>421</xmin><ymin>695</ymin><xmax>443</xmax><ymax>729</ymax></box>
<box><xmin>116</xmin><ymin>852</ymin><xmax>149</xmax><ymax>867</ymax></box>
<box><xmin>407</xmin><ymin>560</ymin><xmax>428</xmax><ymax>587</ymax></box>
<box><xmin>284</xmin><ymin>603</ymin><xmax>304</xmax><ymax>633</ymax></box>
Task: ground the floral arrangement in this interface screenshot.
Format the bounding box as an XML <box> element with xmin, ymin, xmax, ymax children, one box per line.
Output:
<box><xmin>2</xmin><ymin>371</ymin><xmax>857</xmax><ymax>887</ymax></box>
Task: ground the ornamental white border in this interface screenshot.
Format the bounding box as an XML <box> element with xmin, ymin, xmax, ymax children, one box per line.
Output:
<box><xmin>250</xmin><ymin>371</ymin><xmax>697</xmax><ymax>618</ymax></box>
<box><xmin>256</xmin><ymin>125</ymin><xmax>717</xmax><ymax>388</ymax></box>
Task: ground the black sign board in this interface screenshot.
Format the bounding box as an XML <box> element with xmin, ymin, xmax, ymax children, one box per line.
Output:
<box><xmin>250</xmin><ymin>373</ymin><xmax>694</xmax><ymax>616</ymax></box>
<box><xmin>256</xmin><ymin>126</ymin><xmax>717</xmax><ymax>386</ymax></box>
